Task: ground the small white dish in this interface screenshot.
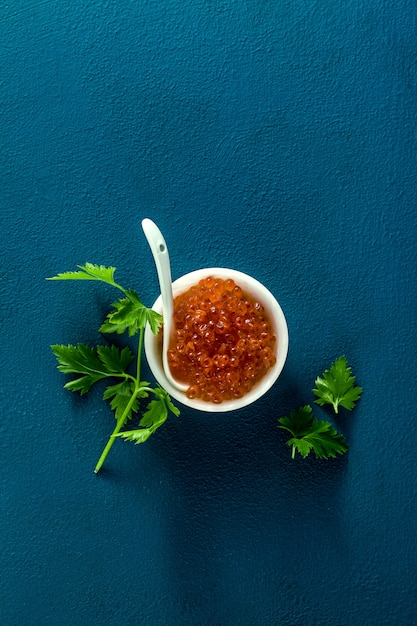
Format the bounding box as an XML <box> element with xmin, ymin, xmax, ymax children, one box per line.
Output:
<box><xmin>144</xmin><ymin>267</ymin><xmax>289</xmax><ymax>412</ymax></box>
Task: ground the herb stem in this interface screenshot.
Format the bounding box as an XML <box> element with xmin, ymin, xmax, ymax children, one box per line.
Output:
<box><xmin>136</xmin><ymin>327</ymin><xmax>144</xmax><ymax>382</ymax></box>
<box><xmin>94</xmin><ymin>328</ymin><xmax>146</xmax><ymax>473</ymax></box>
<box><xmin>112</xmin><ymin>282</ymin><xmax>129</xmax><ymax>296</ymax></box>
<box><xmin>94</xmin><ymin>385</ymin><xmax>139</xmax><ymax>473</ymax></box>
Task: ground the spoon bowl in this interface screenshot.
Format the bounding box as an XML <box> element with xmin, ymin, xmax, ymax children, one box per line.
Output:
<box><xmin>144</xmin><ymin>267</ymin><xmax>289</xmax><ymax>412</ymax></box>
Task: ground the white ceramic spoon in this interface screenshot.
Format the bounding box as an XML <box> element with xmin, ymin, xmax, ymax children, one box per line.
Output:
<box><xmin>141</xmin><ymin>218</ymin><xmax>188</xmax><ymax>392</ymax></box>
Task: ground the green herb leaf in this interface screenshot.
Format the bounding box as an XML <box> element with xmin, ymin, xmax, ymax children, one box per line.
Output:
<box><xmin>278</xmin><ymin>405</ymin><xmax>348</xmax><ymax>459</ymax></box>
<box><xmin>139</xmin><ymin>387</ymin><xmax>180</xmax><ymax>428</ymax></box>
<box><xmin>96</xmin><ymin>345</ymin><xmax>134</xmax><ymax>373</ymax></box>
<box><xmin>278</xmin><ymin>404</ymin><xmax>314</xmax><ymax>437</ymax></box>
<box><xmin>47</xmin><ymin>263</ymin><xmax>117</xmax><ymax>286</ymax></box>
<box><xmin>139</xmin><ymin>397</ymin><xmax>168</xmax><ymax>429</ymax></box>
<box><xmin>103</xmin><ymin>380</ymin><xmax>141</xmax><ymax>421</ymax></box>
<box><xmin>51</xmin><ymin>343</ymin><xmax>132</xmax><ymax>395</ymax></box>
<box><xmin>312</xmin><ymin>356</ymin><xmax>362</xmax><ymax>413</ymax></box>
<box><xmin>152</xmin><ymin>387</ymin><xmax>181</xmax><ymax>418</ymax></box>
<box><xmin>48</xmin><ymin>261</ymin><xmax>179</xmax><ymax>473</ymax></box>
<box><xmin>116</xmin><ymin>387</ymin><xmax>180</xmax><ymax>445</ymax></box>
<box><xmin>116</xmin><ymin>428</ymin><xmax>155</xmax><ymax>444</ymax></box>
<box><xmin>99</xmin><ymin>289</ymin><xmax>163</xmax><ymax>337</ymax></box>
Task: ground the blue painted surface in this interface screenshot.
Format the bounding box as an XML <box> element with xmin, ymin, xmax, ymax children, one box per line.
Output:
<box><xmin>1</xmin><ymin>1</ymin><xmax>417</xmax><ymax>624</ymax></box>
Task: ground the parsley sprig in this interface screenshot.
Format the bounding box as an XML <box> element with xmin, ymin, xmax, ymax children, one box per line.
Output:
<box><xmin>278</xmin><ymin>405</ymin><xmax>348</xmax><ymax>459</ymax></box>
<box><xmin>278</xmin><ymin>356</ymin><xmax>361</xmax><ymax>460</ymax></box>
<box><xmin>48</xmin><ymin>263</ymin><xmax>179</xmax><ymax>473</ymax></box>
<box><xmin>313</xmin><ymin>355</ymin><xmax>362</xmax><ymax>413</ymax></box>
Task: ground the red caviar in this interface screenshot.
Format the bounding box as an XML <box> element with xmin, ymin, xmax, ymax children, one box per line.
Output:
<box><xmin>167</xmin><ymin>276</ymin><xmax>277</xmax><ymax>404</ymax></box>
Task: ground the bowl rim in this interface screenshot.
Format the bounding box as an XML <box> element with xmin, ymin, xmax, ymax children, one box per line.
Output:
<box><xmin>144</xmin><ymin>267</ymin><xmax>289</xmax><ymax>412</ymax></box>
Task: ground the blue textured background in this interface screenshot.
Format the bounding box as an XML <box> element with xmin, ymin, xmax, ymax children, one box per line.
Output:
<box><xmin>1</xmin><ymin>1</ymin><xmax>417</xmax><ymax>624</ymax></box>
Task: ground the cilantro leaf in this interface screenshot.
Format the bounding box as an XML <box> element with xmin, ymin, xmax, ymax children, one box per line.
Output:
<box><xmin>313</xmin><ymin>356</ymin><xmax>362</xmax><ymax>413</ymax></box>
<box><xmin>99</xmin><ymin>289</ymin><xmax>163</xmax><ymax>337</ymax></box>
<box><xmin>51</xmin><ymin>343</ymin><xmax>133</xmax><ymax>395</ymax></box>
<box><xmin>47</xmin><ymin>263</ymin><xmax>117</xmax><ymax>286</ymax></box>
<box><xmin>278</xmin><ymin>405</ymin><xmax>348</xmax><ymax>459</ymax></box>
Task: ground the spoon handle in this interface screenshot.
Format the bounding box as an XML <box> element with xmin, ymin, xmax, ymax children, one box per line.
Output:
<box><xmin>142</xmin><ymin>219</ymin><xmax>188</xmax><ymax>392</ymax></box>
<box><xmin>141</xmin><ymin>218</ymin><xmax>174</xmax><ymax>323</ymax></box>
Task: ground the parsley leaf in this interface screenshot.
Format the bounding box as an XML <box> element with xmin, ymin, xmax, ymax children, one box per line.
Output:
<box><xmin>51</xmin><ymin>344</ymin><xmax>133</xmax><ymax>395</ymax></box>
<box><xmin>96</xmin><ymin>345</ymin><xmax>134</xmax><ymax>373</ymax></box>
<box><xmin>116</xmin><ymin>387</ymin><xmax>180</xmax><ymax>444</ymax></box>
<box><xmin>99</xmin><ymin>289</ymin><xmax>163</xmax><ymax>336</ymax></box>
<box><xmin>47</xmin><ymin>263</ymin><xmax>118</xmax><ymax>286</ymax></box>
<box><xmin>140</xmin><ymin>387</ymin><xmax>180</xmax><ymax>425</ymax></box>
<box><xmin>48</xmin><ymin>262</ymin><xmax>179</xmax><ymax>473</ymax></box>
<box><xmin>312</xmin><ymin>356</ymin><xmax>362</xmax><ymax>413</ymax></box>
<box><xmin>278</xmin><ymin>405</ymin><xmax>348</xmax><ymax>459</ymax></box>
<box><xmin>103</xmin><ymin>380</ymin><xmax>145</xmax><ymax>421</ymax></box>
<box><xmin>116</xmin><ymin>427</ymin><xmax>155</xmax><ymax>444</ymax></box>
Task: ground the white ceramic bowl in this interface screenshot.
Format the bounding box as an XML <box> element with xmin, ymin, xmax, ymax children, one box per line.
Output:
<box><xmin>144</xmin><ymin>268</ymin><xmax>289</xmax><ymax>412</ymax></box>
